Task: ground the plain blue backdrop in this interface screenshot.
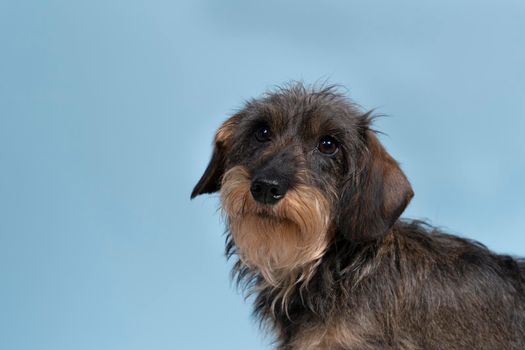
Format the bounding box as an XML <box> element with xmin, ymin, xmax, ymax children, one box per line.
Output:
<box><xmin>1</xmin><ymin>1</ymin><xmax>524</xmax><ymax>349</ymax></box>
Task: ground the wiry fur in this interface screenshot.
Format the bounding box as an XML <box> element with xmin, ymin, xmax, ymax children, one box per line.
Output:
<box><xmin>221</xmin><ymin>165</ymin><xmax>330</xmax><ymax>286</ymax></box>
<box><xmin>192</xmin><ymin>83</ymin><xmax>525</xmax><ymax>349</ymax></box>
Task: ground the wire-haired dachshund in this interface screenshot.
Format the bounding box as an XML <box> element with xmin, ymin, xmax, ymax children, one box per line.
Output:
<box><xmin>192</xmin><ymin>83</ymin><xmax>525</xmax><ymax>350</ymax></box>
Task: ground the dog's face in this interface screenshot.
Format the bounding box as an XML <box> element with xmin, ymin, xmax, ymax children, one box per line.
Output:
<box><xmin>192</xmin><ymin>85</ymin><xmax>413</xmax><ymax>283</ymax></box>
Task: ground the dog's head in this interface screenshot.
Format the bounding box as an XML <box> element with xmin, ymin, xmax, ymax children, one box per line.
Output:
<box><xmin>192</xmin><ymin>84</ymin><xmax>413</xmax><ymax>283</ymax></box>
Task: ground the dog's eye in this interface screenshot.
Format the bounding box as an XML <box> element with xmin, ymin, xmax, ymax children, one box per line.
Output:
<box><xmin>255</xmin><ymin>124</ymin><xmax>272</xmax><ymax>142</ymax></box>
<box><xmin>318</xmin><ymin>136</ymin><xmax>339</xmax><ymax>155</ymax></box>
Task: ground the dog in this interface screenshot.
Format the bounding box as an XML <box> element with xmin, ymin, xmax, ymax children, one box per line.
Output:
<box><xmin>191</xmin><ymin>83</ymin><xmax>525</xmax><ymax>349</ymax></box>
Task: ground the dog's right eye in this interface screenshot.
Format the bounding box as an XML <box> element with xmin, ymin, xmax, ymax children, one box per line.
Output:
<box><xmin>254</xmin><ymin>125</ymin><xmax>272</xmax><ymax>142</ymax></box>
<box><xmin>318</xmin><ymin>135</ymin><xmax>339</xmax><ymax>155</ymax></box>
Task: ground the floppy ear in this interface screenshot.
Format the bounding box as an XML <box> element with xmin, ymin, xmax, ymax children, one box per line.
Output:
<box><xmin>190</xmin><ymin>115</ymin><xmax>241</xmax><ymax>199</ymax></box>
<box><xmin>342</xmin><ymin>131</ymin><xmax>413</xmax><ymax>241</ymax></box>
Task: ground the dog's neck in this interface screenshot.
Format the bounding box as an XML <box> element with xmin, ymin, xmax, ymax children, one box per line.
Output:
<box><xmin>230</xmin><ymin>231</ymin><xmax>392</xmax><ymax>322</ymax></box>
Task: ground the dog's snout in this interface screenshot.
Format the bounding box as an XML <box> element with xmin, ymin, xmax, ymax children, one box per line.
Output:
<box><xmin>250</xmin><ymin>178</ymin><xmax>287</xmax><ymax>205</ymax></box>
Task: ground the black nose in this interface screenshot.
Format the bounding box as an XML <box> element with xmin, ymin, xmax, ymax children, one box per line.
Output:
<box><xmin>250</xmin><ymin>178</ymin><xmax>287</xmax><ymax>205</ymax></box>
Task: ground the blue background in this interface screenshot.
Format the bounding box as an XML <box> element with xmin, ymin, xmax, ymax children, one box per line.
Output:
<box><xmin>1</xmin><ymin>1</ymin><xmax>524</xmax><ymax>349</ymax></box>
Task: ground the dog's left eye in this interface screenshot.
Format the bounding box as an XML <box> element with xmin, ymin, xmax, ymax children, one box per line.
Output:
<box><xmin>318</xmin><ymin>136</ymin><xmax>339</xmax><ymax>155</ymax></box>
<box><xmin>255</xmin><ymin>124</ymin><xmax>272</xmax><ymax>142</ymax></box>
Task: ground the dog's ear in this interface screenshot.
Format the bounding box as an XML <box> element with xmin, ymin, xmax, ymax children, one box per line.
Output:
<box><xmin>191</xmin><ymin>114</ymin><xmax>241</xmax><ymax>198</ymax></box>
<box><xmin>342</xmin><ymin>131</ymin><xmax>413</xmax><ymax>241</ymax></box>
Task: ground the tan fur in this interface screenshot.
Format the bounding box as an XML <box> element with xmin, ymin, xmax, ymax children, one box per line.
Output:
<box><xmin>289</xmin><ymin>316</ymin><xmax>419</xmax><ymax>350</ymax></box>
<box><xmin>220</xmin><ymin>165</ymin><xmax>330</xmax><ymax>287</ymax></box>
<box><xmin>215</xmin><ymin>114</ymin><xmax>241</xmax><ymax>147</ymax></box>
<box><xmin>289</xmin><ymin>321</ymin><xmax>364</xmax><ymax>350</ymax></box>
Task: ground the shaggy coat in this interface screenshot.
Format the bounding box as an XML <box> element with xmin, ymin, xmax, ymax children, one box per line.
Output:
<box><xmin>192</xmin><ymin>83</ymin><xmax>525</xmax><ymax>349</ymax></box>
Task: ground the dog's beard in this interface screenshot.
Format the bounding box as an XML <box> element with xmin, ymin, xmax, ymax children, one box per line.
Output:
<box><xmin>220</xmin><ymin>166</ymin><xmax>331</xmax><ymax>285</ymax></box>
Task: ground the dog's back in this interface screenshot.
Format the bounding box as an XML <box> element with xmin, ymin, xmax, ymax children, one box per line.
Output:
<box><xmin>519</xmin><ymin>260</ymin><xmax>525</xmax><ymax>280</ymax></box>
<box><xmin>391</xmin><ymin>221</ymin><xmax>525</xmax><ymax>349</ymax></box>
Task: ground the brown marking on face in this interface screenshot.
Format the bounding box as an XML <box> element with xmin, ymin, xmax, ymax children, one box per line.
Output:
<box><xmin>220</xmin><ymin>165</ymin><xmax>331</xmax><ymax>285</ymax></box>
<box><xmin>190</xmin><ymin>114</ymin><xmax>242</xmax><ymax>198</ymax></box>
<box><xmin>215</xmin><ymin>113</ymin><xmax>242</xmax><ymax>147</ymax></box>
